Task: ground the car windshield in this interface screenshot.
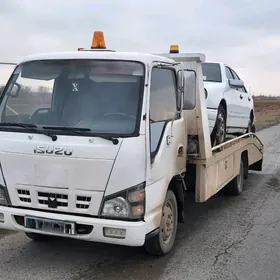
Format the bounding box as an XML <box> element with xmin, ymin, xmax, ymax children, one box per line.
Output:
<box><xmin>202</xmin><ymin>62</ymin><xmax>222</xmax><ymax>82</ymax></box>
<box><xmin>0</xmin><ymin>59</ymin><xmax>145</xmax><ymax>136</ymax></box>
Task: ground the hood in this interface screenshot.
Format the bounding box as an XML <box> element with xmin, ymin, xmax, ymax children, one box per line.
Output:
<box><xmin>0</xmin><ymin>132</ymin><xmax>121</xmax><ymax>192</ymax></box>
<box><xmin>0</xmin><ymin>132</ymin><xmax>122</xmax><ymax>215</ymax></box>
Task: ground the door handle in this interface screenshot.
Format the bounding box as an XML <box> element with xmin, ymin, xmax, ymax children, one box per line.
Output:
<box><xmin>177</xmin><ymin>146</ymin><xmax>184</xmax><ymax>157</ymax></box>
<box><xmin>240</xmin><ymin>94</ymin><xmax>243</xmax><ymax>99</ymax></box>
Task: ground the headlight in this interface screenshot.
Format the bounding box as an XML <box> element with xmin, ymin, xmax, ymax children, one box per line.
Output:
<box><xmin>0</xmin><ymin>185</ymin><xmax>10</xmax><ymax>206</ymax></box>
<box><xmin>100</xmin><ymin>182</ymin><xmax>145</xmax><ymax>220</ymax></box>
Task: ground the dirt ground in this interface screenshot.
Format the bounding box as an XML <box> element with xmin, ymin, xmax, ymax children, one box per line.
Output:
<box><xmin>253</xmin><ymin>96</ymin><xmax>280</xmax><ymax>130</ymax></box>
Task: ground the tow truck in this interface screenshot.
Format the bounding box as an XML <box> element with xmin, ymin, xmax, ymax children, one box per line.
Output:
<box><xmin>0</xmin><ymin>32</ymin><xmax>263</xmax><ymax>255</ymax></box>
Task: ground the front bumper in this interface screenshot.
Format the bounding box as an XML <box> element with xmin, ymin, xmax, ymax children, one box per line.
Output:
<box><xmin>0</xmin><ymin>206</ymin><xmax>148</xmax><ymax>247</ymax></box>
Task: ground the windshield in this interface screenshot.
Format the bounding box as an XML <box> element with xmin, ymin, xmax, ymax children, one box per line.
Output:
<box><xmin>0</xmin><ymin>59</ymin><xmax>145</xmax><ymax>137</ymax></box>
<box><xmin>202</xmin><ymin>62</ymin><xmax>222</xmax><ymax>82</ymax></box>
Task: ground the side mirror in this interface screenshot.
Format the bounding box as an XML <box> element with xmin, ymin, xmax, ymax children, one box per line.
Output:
<box><xmin>183</xmin><ymin>70</ymin><xmax>196</xmax><ymax>110</ymax></box>
<box><xmin>177</xmin><ymin>70</ymin><xmax>184</xmax><ymax>91</ymax></box>
<box><xmin>7</xmin><ymin>82</ymin><xmax>20</xmax><ymax>98</ymax></box>
<box><xmin>177</xmin><ymin>70</ymin><xmax>184</xmax><ymax>109</ymax></box>
<box><xmin>228</xmin><ymin>78</ymin><xmax>244</xmax><ymax>89</ymax></box>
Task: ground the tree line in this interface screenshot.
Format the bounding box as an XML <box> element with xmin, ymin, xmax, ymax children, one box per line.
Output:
<box><xmin>0</xmin><ymin>85</ymin><xmax>51</xmax><ymax>94</ymax></box>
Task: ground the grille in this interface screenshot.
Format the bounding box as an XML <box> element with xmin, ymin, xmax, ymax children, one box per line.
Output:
<box><xmin>38</xmin><ymin>192</ymin><xmax>68</xmax><ymax>208</ymax></box>
<box><xmin>76</xmin><ymin>196</ymin><xmax>91</xmax><ymax>209</ymax></box>
<box><xmin>17</xmin><ymin>189</ymin><xmax>31</xmax><ymax>203</ymax></box>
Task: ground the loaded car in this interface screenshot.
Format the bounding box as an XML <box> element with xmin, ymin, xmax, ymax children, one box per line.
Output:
<box><xmin>202</xmin><ymin>62</ymin><xmax>255</xmax><ymax>146</ymax></box>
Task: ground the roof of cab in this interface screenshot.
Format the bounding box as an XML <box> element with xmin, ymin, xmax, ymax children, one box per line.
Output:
<box><xmin>18</xmin><ymin>50</ymin><xmax>176</xmax><ymax>65</ymax></box>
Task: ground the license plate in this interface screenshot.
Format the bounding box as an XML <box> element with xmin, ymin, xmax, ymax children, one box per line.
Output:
<box><xmin>24</xmin><ymin>216</ymin><xmax>76</xmax><ymax>235</ymax></box>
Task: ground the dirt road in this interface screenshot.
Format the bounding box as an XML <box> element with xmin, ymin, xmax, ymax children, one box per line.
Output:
<box><xmin>1</xmin><ymin>124</ymin><xmax>280</xmax><ymax>280</ymax></box>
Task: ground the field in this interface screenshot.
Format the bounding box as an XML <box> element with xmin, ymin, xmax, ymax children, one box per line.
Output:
<box><xmin>253</xmin><ymin>96</ymin><xmax>280</xmax><ymax>131</ymax></box>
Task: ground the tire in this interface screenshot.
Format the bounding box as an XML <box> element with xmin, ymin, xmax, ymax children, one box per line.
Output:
<box><xmin>144</xmin><ymin>190</ymin><xmax>178</xmax><ymax>256</ymax></box>
<box><xmin>25</xmin><ymin>232</ymin><xmax>53</xmax><ymax>242</ymax></box>
<box><xmin>211</xmin><ymin>105</ymin><xmax>226</xmax><ymax>147</ymax></box>
<box><xmin>246</xmin><ymin>115</ymin><xmax>255</xmax><ymax>133</ymax></box>
<box><xmin>224</xmin><ymin>158</ymin><xmax>244</xmax><ymax>196</ymax></box>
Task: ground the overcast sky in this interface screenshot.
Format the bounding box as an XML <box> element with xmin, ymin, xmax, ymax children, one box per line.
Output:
<box><xmin>0</xmin><ymin>0</ymin><xmax>279</xmax><ymax>95</ymax></box>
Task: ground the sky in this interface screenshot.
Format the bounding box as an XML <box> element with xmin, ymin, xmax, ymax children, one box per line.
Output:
<box><xmin>0</xmin><ymin>0</ymin><xmax>280</xmax><ymax>95</ymax></box>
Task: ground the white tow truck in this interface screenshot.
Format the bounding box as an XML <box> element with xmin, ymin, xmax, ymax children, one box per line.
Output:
<box><xmin>0</xmin><ymin>32</ymin><xmax>263</xmax><ymax>255</ymax></box>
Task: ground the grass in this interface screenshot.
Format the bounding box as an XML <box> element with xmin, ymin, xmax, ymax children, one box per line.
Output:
<box><xmin>255</xmin><ymin>117</ymin><xmax>280</xmax><ymax>131</ymax></box>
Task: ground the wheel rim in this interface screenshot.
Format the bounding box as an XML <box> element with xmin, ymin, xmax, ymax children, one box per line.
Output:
<box><xmin>215</xmin><ymin>112</ymin><xmax>225</xmax><ymax>145</ymax></box>
<box><xmin>161</xmin><ymin>200</ymin><xmax>175</xmax><ymax>245</ymax></box>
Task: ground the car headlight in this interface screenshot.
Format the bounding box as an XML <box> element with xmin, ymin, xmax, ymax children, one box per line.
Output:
<box><xmin>100</xmin><ymin>182</ymin><xmax>145</xmax><ymax>220</ymax></box>
<box><xmin>0</xmin><ymin>185</ymin><xmax>10</xmax><ymax>206</ymax></box>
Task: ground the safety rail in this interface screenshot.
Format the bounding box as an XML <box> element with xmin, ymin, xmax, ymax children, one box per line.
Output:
<box><xmin>211</xmin><ymin>133</ymin><xmax>263</xmax><ymax>154</ymax></box>
<box><xmin>187</xmin><ymin>132</ymin><xmax>264</xmax><ymax>162</ymax></box>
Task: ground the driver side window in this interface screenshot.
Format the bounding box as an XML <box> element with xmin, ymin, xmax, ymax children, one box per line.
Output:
<box><xmin>149</xmin><ymin>67</ymin><xmax>177</xmax><ymax>155</ymax></box>
<box><xmin>150</xmin><ymin>67</ymin><xmax>177</xmax><ymax>122</ymax></box>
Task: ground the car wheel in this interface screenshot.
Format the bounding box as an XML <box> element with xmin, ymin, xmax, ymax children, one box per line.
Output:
<box><xmin>224</xmin><ymin>157</ymin><xmax>245</xmax><ymax>196</ymax></box>
<box><xmin>144</xmin><ymin>190</ymin><xmax>178</xmax><ymax>256</ymax></box>
<box><xmin>246</xmin><ymin>115</ymin><xmax>255</xmax><ymax>133</ymax></box>
<box><xmin>211</xmin><ymin>105</ymin><xmax>226</xmax><ymax>146</ymax></box>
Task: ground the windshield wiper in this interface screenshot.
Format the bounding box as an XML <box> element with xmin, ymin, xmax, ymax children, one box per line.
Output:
<box><xmin>42</xmin><ymin>126</ymin><xmax>119</xmax><ymax>145</ymax></box>
<box><xmin>0</xmin><ymin>122</ymin><xmax>58</xmax><ymax>141</ymax></box>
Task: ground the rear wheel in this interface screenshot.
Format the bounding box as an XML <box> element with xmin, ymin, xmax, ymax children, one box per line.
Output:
<box><xmin>144</xmin><ymin>190</ymin><xmax>178</xmax><ymax>256</ymax></box>
<box><xmin>211</xmin><ymin>105</ymin><xmax>226</xmax><ymax>146</ymax></box>
<box><xmin>246</xmin><ymin>114</ymin><xmax>255</xmax><ymax>133</ymax></box>
<box><xmin>224</xmin><ymin>157</ymin><xmax>244</xmax><ymax>196</ymax></box>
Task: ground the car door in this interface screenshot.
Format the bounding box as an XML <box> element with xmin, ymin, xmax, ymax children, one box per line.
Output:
<box><xmin>229</xmin><ymin>67</ymin><xmax>251</xmax><ymax>127</ymax></box>
<box><xmin>224</xmin><ymin>66</ymin><xmax>243</xmax><ymax>128</ymax></box>
<box><xmin>147</xmin><ymin>66</ymin><xmax>186</xmax><ymax>186</ymax></box>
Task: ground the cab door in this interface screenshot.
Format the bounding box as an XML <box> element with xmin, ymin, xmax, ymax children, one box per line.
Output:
<box><xmin>146</xmin><ymin>64</ymin><xmax>186</xmax><ymax>187</ymax></box>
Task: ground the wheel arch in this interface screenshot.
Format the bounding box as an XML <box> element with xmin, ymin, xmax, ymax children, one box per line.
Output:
<box><xmin>169</xmin><ymin>177</ymin><xmax>185</xmax><ymax>224</ymax></box>
<box><xmin>219</xmin><ymin>99</ymin><xmax>227</xmax><ymax>118</ymax></box>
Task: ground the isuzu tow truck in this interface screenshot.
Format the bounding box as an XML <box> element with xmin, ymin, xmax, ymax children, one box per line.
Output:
<box><xmin>0</xmin><ymin>32</ymin><xmax>263</xmax><ymax>255</ymax></box>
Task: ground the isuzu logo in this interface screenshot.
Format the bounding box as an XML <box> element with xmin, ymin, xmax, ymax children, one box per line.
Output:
<box><xmin>48</xmin><ymin>194</ymin><xmax>58</xmax><ymax>208</ymax></box>
<box><xmin>34</xmin><ymin>146</ymin><xmax>73</xmax><ymax>156</ymax></box>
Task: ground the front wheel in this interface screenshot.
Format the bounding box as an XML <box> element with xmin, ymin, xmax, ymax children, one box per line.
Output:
<box><xmin>211</xmin><ymin>105</ymin><xmax>226</xmax><ymax>147</ymax></box>
<box><xmin>144</xmin><ymin>190</ymin><xmax>178</xmax><ymax>256</ymax></box>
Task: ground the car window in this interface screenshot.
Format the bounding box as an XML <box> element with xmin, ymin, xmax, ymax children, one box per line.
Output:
<box><xmin>225</xmin><ymin>66</ymin><xmax>234</xmax><ymax>80</ymax></box>
<box><xmin>202</xmin><ymin>63</ymin><xmax>222</xmax><ymax>82</ymax></box>
<box><xmin>229</xmin><ymin>68</ymin><xmax>241</xmax><ymax>80</ymax></box>
<box><xmin>149</xmin><ymin>67</ymin><xmax>177</xmax><ymax>122</ymax></box>
<box><xmin>149</xmin><ymin>67</ymin><xmax>177</xmax><ymax>155</ymax></box>
<box><xmin>229</xmin><ymin>67</ymin><xmax>247</xmax><ymax>93</ymax></box>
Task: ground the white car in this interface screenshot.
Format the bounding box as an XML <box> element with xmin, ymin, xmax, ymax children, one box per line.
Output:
<box><xmin>202</xmin><ymin>62</ymin><xmax>255</xmax><ymax>146</ymax></box>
